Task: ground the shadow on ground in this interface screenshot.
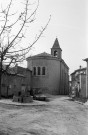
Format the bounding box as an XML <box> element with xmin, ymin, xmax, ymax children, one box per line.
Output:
<box><xmin>65</xmin><ymin>97</ymin><xmax>87</xmax><ymax>103</ymax></box>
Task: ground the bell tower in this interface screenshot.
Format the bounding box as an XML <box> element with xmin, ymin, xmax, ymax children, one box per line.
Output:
<box><xmin>51</xmin><ymin>38</ymin><xmax>62</xmax><ymax>59</ymax></box>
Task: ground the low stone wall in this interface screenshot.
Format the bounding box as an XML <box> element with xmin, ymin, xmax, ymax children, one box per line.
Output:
<box><xmin>13</xmin><ymin>95</ymin><xmax>33</xmax><ymax>103</ymax></box>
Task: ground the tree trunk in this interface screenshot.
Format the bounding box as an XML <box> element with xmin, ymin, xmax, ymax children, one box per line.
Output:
<box><xmin>0</xmin><ymin>56</ymin><xmax>3</xmax><ymax>99</ymax></box>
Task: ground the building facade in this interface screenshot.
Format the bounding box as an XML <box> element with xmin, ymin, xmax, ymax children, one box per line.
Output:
<box><xmin>27</xmin><ymin>38</ymin><xmax>69</xmax><ymax>95</ymax></box>
<box><xmin>83</xmin><ymin>58</ymin><xmax>88</xmax><ymax>98</ymax></box>
<box><xmin>70</xmin><ymin>66</ymin><xmax>86</xmax><ymax>98</ymax></box>
<box><xmin>1</xmin><ymin>66</ymin><xmax>32</xmax><ymax>97</ymax></box>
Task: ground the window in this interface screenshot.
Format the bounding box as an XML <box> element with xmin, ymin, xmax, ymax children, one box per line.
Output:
<box><xmin>54</xmin><ymin>50</ymin><xmax>58</xmax><ymax>57</ymax></box>
<box><xmin>33</xmin><ymin>66</ymin><xmax>46</xmax><ymax>76</ymax></box>
<box><xmin>2</xmin><ymin>84</ymin><xmax>5</xmax><ymax>87</ymax></box>
<box><xmin>84</xmin><ymin>71</ymin><xmax>86</xmax><ymax>74</ymax></box>
<box><xmin>33</xmin><ymin>67</ymin><xmax>36</xmax><ymax>75</ymax></box>
<box><xmin>38</xmin><ymin>67</ymin><xmax>41</xmax><ymax>75</ymax></box>
<box><xmin>42</xmin><ymin>67</ymin><xmax>46</xmax><ymax>75</ymax></box>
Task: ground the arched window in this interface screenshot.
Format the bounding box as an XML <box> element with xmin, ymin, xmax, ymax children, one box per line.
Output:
<box><xmin>54</xmin><ymin>50</ymin><xmax>58</xmax><ymax>57</ymax></box>
<box><xmin>33</xmin><ymin>67</ymin><xmax>36</xmax><ymax>75</ymax></box>
<box><xmin>38</xmin><ymin>67</ymin><xmax>41</xmax><ymax>75</ymax></box>
<box><xmin>42</xmin><ymin>67</ymin><xmax>46</xmax><ymax>75</ymax></box>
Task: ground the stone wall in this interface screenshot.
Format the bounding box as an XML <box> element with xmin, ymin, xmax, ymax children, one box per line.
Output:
<box><xmin>60</xmin><ymin>61</ymin><xmax>69</xmax><ymax>95</ymax></box>
<box><xmin>1</xmin><ymin>68</ymin><xmax>32</xmax><ymax>97</ymax></box>
<box><xmin>87</xmin><ymin>62</ymin><xmax>88</xmax><ymax>98</ymax></box>
<box><xmin>80</xmin><ymin>74</ymin><xmax>86</xmax><ymax>98</ymax></box>
<box><xmin>27</xmin><ymin>57</ymin><xmax>69</xmax><ymax>95</ymax></box>
<box><xmin>31</xmin><ymin>58</ymin><xmax>61</xmax><ymax>95</ymax></box>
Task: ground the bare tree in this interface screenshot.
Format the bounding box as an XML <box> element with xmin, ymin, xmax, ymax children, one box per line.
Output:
<box><xmin>0</xmin><ymin>0</ymin><xmax>51</xmax><ymax>99</ymax></box>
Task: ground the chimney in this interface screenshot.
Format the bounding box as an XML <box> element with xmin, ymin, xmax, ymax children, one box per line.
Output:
<box><xmin>79</xmin><ymin>65</ymin><xmax>81</xmax><ymax>69</ymax></box>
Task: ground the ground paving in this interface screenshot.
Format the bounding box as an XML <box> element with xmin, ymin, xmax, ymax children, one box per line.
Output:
<box><xmin>0</xmin><ymin>96</ymin><xmax>88</xmax><ymax>135</ymax></box>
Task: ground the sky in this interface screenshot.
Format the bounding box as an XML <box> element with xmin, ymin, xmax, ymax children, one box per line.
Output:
<box><xmin>28</xmin><ymin>0</ymin><xmax>87</xmax><ymax>74</ymax></box>
<box><xmin>0</xmin><ymin>0</ymin><xmax>88</xmax><ymax>74</ymax></box>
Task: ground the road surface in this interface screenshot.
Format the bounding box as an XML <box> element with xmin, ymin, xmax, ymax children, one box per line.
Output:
<box><xmin>0</xmin><ymin>96</ymin><xmax>88</xmax><ymax>135</ymax></box>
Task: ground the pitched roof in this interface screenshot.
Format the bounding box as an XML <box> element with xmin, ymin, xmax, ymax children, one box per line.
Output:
<box><xmin>27</xmin><ymin>52</ymin><xmax>55</xmax><ymax>58</ymax></box>
<box><xmin>71</xmin><ymin>67</ymin><xmax>86</xmax><ymax>75</ymax></box>
<box><xmin>52</xmin><ymin>38</ymin><xmax>60</xmax><ymax>48</ymax></box>
<box><xmin>3</xmin><ymin>66</ymin><xmax>31</xmax><ymax>76</ymax></box>
<box><xmin>83</xmin><ymin>58</ymin><xmax>88</xmax><ymax>61</ymax></box>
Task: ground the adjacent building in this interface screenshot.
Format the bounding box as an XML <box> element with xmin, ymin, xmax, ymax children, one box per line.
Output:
<box><xmin>83</xmin><ymin>58</ymin><xmax>88</xmax><ymax>98</ymax></box>
<box><xmin>27</xmin><ymin>38</ymin><xmax>69</xmax><ymax>95</ymax></box>
<box><xmin>70</xmin><ymin>66</ymin><xmax>86</xmax><ymax>98</ymax></box>
<box><xmin>1</xmin><ymin>66</ymin><xmax>32</xmax><ymax>97</ymax></box>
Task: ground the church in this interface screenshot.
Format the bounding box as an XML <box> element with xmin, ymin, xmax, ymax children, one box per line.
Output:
<box><xmin>26</xmin><ymin>38</ymin><xmax>69</xmax><ymax>95</ymax></box>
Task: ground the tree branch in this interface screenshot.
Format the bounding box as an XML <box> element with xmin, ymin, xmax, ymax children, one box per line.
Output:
<box><xmin>0</xmin><ymin>0</ymin><xmax>13</xmax><ymax>36</ymax></box>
